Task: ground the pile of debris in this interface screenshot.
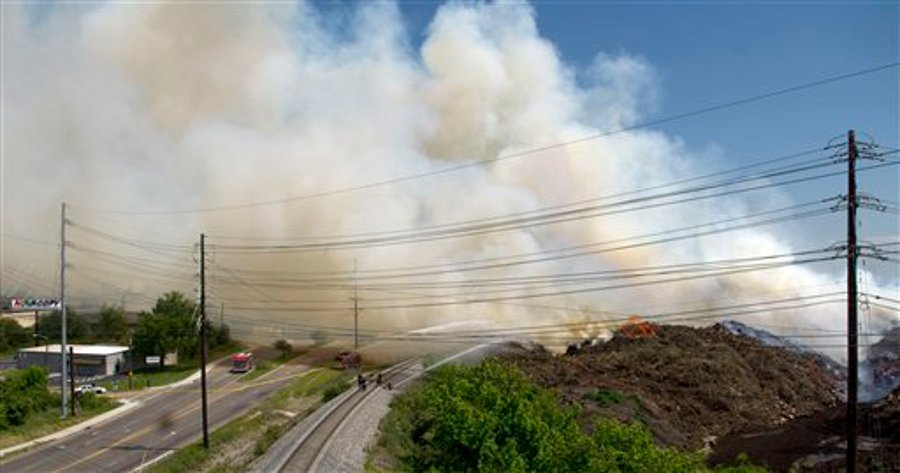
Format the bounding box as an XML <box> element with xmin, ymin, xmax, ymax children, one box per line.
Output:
<box><xmin>709</xmin><ymin>386</ymin><xmax>900</xmax><ymax>471</ymax></box>
<box><xmin>865</xmin><ymin>326</ymin><xmax>900</xmax><ymax>400</ymax></box>
<box><xmin>503</xmin><ymin>323</ymin><xmax>844</xmax><ymax>451</ymax></box>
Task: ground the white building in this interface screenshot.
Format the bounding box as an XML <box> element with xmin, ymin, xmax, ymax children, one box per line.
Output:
<box><xmin>17</xmin><ymin>344</ymin><xmax>130</xmax><ymax>377</ymax></box>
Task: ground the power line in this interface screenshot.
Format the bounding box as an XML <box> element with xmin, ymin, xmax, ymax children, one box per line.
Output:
<box><xmin>217</xmin><ymin>293</ymin><xmax>851</xmax><ymax>342</ymax></box>
<box><xmin>209</xmin><ymin>160</ymin><xmax>849</xmax><ymax>253</ymax></box>
<box><xmin>210</xmin><ymin>147</ymin><xmax>829</xmax><ymax>242</ymax></box>
<box><xmin>68</xmin><ymin>62</ymin><xmax>899</xmax><ymax>216</ymax></box>
<box><xmin>208</xmin><ymin>206</ymin><xmax>833</xmax><ymax>287</ymax></box>
<box><xmin>207</xmin><ymin>200</ymin><xmax>834</xmax><ymax>282</ymax></box>
<box><xmin>211</xmin><ymin>248</ymin><xmax>831</xmax><ymax>295</ymax></box>
<box><xmin>215</xmin><ymin>256</ymin><xmax>835</xmax><ymax>312</ymax></box>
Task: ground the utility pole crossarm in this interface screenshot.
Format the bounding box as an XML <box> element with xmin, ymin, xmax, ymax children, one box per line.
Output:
<box><xmin>846</xmin><ymin>130</ymin><xmax>858</xmax><ymax>473</ymax></box>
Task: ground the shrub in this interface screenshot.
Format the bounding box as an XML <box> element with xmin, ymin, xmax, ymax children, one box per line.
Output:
<box><xmin>0</xmin><ymin>366</ymin><xmax>55</xmax><ymax>429</ymax></box>
<box><xmin>253</xmin><ymin>425</ymin><xmax>282</xmax><ymax>456</ymax></box>
<box><xmin>321</xmin><ymin>380</ymin><xmax>347</xmax><ymax>402</ymax></box>
<box><xmin>376</xmin><ymin>359</ymin><xmax>747</xmax><ymax>472</ymax></box>
<box><xmin>273</xmin><ymin>339</ymin><xmax>292</xmax><ymax>358</ymax></box>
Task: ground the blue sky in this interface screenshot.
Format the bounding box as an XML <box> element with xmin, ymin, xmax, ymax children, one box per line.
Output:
<box><xmin>389</xmin><ymin>1</ymin><xmax>899</xmax><ymax>262</ymax></box>
<box><xmin>19</xmin><ymin>0</ymin><xmax>899</xmax><ymax>249</ymax></box>
<box><xmin>395</xmin><ymin>2</ymin><xmax>898</xmax><ymax>152</ymax></box>
<box><xmin>2</xmin><ymin>1</ymin><xmax>896</xmax><ymax>327</ymax></box>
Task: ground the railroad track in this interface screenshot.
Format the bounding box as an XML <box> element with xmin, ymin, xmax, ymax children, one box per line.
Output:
<box><xmin>252</xmin><ymin>358</ymin><xmax>421</xmax><ymax>473</ymax></box>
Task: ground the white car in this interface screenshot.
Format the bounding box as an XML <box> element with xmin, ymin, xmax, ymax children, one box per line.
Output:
<box><xmin>75</xmin><ymin>383</ymin><xmax>107</xmax><ymax>395</ymax></box>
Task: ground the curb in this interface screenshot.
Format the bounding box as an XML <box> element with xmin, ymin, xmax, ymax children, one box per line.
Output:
<box><xmin>0</xmin><ymin>398</ymin><xmax>140</xmax><ymax>458</ymax></box>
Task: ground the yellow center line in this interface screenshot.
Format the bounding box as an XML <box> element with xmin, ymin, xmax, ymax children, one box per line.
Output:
<box><xmin>52</xmin><ymin>364</ymin><xmax>308</xmax><ymax>472</ymax></box>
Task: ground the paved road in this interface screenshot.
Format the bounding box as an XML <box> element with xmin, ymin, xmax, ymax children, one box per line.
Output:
<box><xmin>0</xmin><ymin>359</ymin><xmax>309</xmax><ymax>473</ymax></box>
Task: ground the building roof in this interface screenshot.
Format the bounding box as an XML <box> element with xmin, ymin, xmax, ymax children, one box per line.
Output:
<box><xmin>19</xmin><ymin>344</ymin><xmax>129</xmax><ymax>356</ymax></box>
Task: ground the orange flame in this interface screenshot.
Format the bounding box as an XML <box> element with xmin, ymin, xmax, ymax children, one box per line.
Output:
<box><xmin>620</xmin><ymin>315</ymin><xmax>657</xmax><ymax>339</ymax></box>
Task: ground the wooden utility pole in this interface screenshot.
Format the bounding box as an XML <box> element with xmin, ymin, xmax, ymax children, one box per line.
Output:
<box><xmin>33</xmin><ymin>311</ymin><xmax>40</xmax><ymax>346</ymax></box>
<box><xmin>200</xmin><ymin>233</ymin><xmax>210</xmax><ymax>449</ymax></box>
<box><xmin>846</xmin><ymin>130</ymin><xmax>859</xmax><ymax>473</ymax></box>
<box><xmin>353</xmin><ymin>292</ymin><xmax>359</xmax><ymax>350</ymax></box>
<box><xmin>353</xmin><ymin>259</ymin><xmax>359</xmax><ymax>350</ymax></box>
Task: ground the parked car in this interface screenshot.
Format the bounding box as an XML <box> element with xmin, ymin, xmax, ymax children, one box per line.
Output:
<box><xmin>75</xmin><ymin>383</ymin><xmax>107</xmax><ymax>395</ymax></box>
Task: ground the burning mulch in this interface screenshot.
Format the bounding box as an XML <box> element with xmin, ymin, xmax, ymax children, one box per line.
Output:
<box><xmin>502</xmin><ymin>323</ymin><xmax>844</xmax><ymax>452</ymax></box>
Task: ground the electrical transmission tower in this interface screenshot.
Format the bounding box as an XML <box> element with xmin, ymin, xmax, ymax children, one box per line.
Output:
<box><xmin>830</xmin><ymin>129</ymin><xmax>892</xmax><ymax>473</ymax></box>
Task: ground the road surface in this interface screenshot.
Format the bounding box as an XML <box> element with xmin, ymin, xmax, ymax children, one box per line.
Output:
<box><xmin>0</xmin><ymin>359</ymin><xmax>309</xmax><ymax>473</ymax></box>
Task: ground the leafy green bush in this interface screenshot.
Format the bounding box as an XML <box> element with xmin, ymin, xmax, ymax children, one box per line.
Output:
<box><xmin>0</xmin><ymin>366</ymin><xmax>55</xmax><ymax>429</ymax></box>
<box><xmin>77</xmin><ymin>391</ymin><xmax>102</xmax><ymax>410</ymax></box>
<box><xmin>321</xmin><ymin>379</ymin><xmax>348</xmax><ymax>402</ymax></box>
<box><xmin>253</xmin><ymin>424</ymin><xmax>282</xmax><ymax>456</ymax></box>
<box><xmin>376</xmin><ymin>359</ymin><xmax>763</xmax><ymax>472</ymax></box>
<box><xmin>587</xmin><ymin>418</ymin><xmax>706</xmax><ymax>471</ymax></box>
<box><xmin>0</xmin><ymin>319</ymin><xmax>32</xmax><ymax>353</ymax></box>
<box><xmin>273</xmin><ymin>339</ymin><xmax>292</xmax><ymax>358</ymax></box>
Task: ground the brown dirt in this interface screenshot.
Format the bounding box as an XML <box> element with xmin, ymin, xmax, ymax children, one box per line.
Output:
<box><xmin>709</xmin><ymin>387</ymin><xmax>900</xmax><ymax>472</ymax></box>
<box><xmin>502</xmin><ymin>323</ymin><xmax>843</xmax><ymax>451</ymax></box>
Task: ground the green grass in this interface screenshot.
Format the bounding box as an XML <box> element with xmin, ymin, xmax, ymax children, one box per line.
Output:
<box><xmin>269</xmin><ymin>369</ymin><xmax>350</xmax><ymax>409</ymax></box>
<box><xmin>239</xmin><ymin>360</ymin><xmax>276</xmax><ymax>382</ymax></box>
<box><xmin>239</xmin><ymin>351</ymin><xmax>303</xmax><ymax>383</ymax></box>
<box><xmin>147</xmin><ymin>368</ymin><xmax>350</xmax><ymax>473</ymax></box>
<box><xmin>100</xmin><ymin>342</ymin><xmax>247</xmax><ymax>393</ymax></box>
<box><xmin>98</xmin><ymin>365</ymin><xmax>198</xmax><ymax>393</ymax></box>
<box><xmin>0</xmin><ymin>395</ymin><xmax>120</xmax><ymax>451</ymax></box>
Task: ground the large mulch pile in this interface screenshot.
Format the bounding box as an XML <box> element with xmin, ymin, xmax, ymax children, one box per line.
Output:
<box><xmin>502</xmin><ymin>323</ymin><xmax>843</xmax><ymax>452</ymax></box>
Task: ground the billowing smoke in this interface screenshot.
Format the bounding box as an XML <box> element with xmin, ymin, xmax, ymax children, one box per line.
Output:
<box><xmin>3</xmin><ymin>2</ymin><xmax>896</xmax><ymax>360</ymax></box>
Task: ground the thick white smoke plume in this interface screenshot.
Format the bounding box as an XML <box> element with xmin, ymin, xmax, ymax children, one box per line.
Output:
<box><xmin>3</xmin><ymin>2</ymin><xmax>896</xmax><ymax>360</ymax></box>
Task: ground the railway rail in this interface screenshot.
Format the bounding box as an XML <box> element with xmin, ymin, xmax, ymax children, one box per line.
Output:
<box><xmin>251</xmin><ymin>358</ymin><xmax>421</xmax><ymax>473</ymax></box>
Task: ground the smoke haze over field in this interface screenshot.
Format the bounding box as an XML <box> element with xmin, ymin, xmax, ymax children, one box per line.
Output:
<box><xmin>2</xmin><ymin>1</ymin><xmax>896</xmax><ymax>359</ymax></box>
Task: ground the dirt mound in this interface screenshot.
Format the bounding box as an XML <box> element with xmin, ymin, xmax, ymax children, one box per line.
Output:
<box><xmin>710</xmin><ymin>386</ymin><xmax>900</xmax><ymax>471</ymax></box>
<box><xmin>503</xmin><ymin>323</ymin><xmax>842</xmax><ymax>450</ymax></box>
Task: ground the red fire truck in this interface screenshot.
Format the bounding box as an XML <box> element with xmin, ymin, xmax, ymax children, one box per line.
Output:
<box><xmin>230</xmin><ymin>352</ymin><xmax>254</xmax><ymax>373</ymax></box>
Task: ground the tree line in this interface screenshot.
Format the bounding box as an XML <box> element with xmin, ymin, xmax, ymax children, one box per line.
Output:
<box><xmin>2</xmin><ymin>291</ymin><xmax>231</xmax><ymax>368</ymax></box>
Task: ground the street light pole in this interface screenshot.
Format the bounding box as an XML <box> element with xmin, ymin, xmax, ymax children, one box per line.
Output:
<box><xmin>60</xmin><ymin>202</ymin><xmax>68</xmax><ymax>419</ymax></box>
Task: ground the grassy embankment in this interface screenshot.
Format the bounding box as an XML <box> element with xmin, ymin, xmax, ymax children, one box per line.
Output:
<box><xmin>0</xmin><ymin>394</ymin><xmax>119</xmax><ymax>451</ymax></box>
<box><xmin>146</xmin><ymin>367</ymin><xmax>352</xmax><ymax>473</ymax></box>
<box><xmin>238</xmin><ymin>350</ymin><xmax>304</xmax><ymax>383</ymax></box>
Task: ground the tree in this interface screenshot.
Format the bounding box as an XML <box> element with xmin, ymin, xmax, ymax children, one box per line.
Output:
<box><xmin>0</xmin><ymin>366</ymin><xmax>55</xmax><ymax>430</ymax></box>
<box><xmin>40</xmin><ymin>309</ymin><xmax>91</xmax><ymax>342</ymax></box>
<box><xmin>0</xmin><ymin>319</ymin><xmax>32</xmax><ymax>353</ymax></box>
<box><xmin>388</xmin><ymin>360</ymin><xmax>592</xmax><ymax>472</ymax></box>
<box><xmin>211</xmin><ymin>322</ymin><xmax>231</xmax><ymax>348</ymax></box>
<box><xmin>274</xmin><ymin>339</ymin><xmax>292</xmax><ymax>358</ymax></box>
<box><xmin>132</xmin><ymin>292</ymin><xmax>197</xmax><ymax>367</ymax></box>
<box><xmin>379</xmin><ymin>359</ymin><xmax>721</xmax><ymax>472</ymax></box>
<box><xmin>92</xmin><ymin>306</ymin><xmax>129</xmax><ymax>344</ymax></box>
